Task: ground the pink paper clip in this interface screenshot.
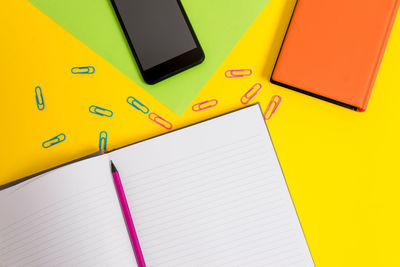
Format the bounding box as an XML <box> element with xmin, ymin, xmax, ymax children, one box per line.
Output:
<box><xmin>192</xmin><ymin>99</ymin><xmax>218</xmax><ymax>112</ymax></box>
<box><xmin>225</xmin><ymin>69</ymin><xmax>253</xmax><ymax>78</ymax></box>
<box><xmin>241</xmin><ymin>83</ymin><xmax>262</xmax><ymax>104</ymax></box>
<box><xmin>264</xmin><ymin>95</ymin><xmax>282</xmax><ymax>120</ymax></box>
<box><xmin>148</xmin><ymin>113</ymin><xmax>173</xmax><ymax>130</ymax></box>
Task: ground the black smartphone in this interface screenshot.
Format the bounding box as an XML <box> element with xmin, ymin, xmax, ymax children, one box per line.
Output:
<box><xmin>110</xmin><ymin>0</ymin><xmax>205</xmax><ymax>85</ymax></box>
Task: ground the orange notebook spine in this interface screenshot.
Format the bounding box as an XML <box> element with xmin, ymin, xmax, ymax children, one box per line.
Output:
<box><xmin>359</xmin><ymin>0</ymin><xmax>400</xmax><ymax>111</ymax></box>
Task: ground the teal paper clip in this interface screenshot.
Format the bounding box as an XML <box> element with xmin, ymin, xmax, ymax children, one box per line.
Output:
<box><xmin>71</xmin><ymin>66</ymin><xmax>95</xmax><ymax>74</ymax></box>
<box><xmin>89</xmin><ymin>105</ymin><xmax>113</xmax><ymax>117</ymax></box>
<box><xmin>99</xmin><ymin>131</ymin><xmax>108</xmax><ymax>152</ymax></box>
<box><xmin>127</xmin><ymin>96</ymin><xmax>149</xmax><ymax>114</ymax></box>
<box><xmin>42</xmin><ymin>134</ymin><xmax>66</xmax><ymax>148</ymax></box>
<box><xmin>35</xmin><ymin>86</ymin><xmax>45</xmax><ymax>110</ymax></box>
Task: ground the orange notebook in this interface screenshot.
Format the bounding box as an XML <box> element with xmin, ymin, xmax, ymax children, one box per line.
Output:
<box><xmin>271</xmin><ymin>0</ymin><xmax>400</xmax><ymax>111</ymax></box>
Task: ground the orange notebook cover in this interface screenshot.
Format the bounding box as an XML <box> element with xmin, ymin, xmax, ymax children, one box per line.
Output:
<box><xmin>271</xmin><ymin>0</ymin><xmax>400</xmax><ymax>111</ymax></box>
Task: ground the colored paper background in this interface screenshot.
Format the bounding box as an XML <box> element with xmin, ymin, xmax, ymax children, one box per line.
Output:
<box><xmin>2</xmin><ymin>0</ymin><xmax>400</xmax><ymax>266</ymax></box>
<box><xmin>28</xmin><ymin>0</ymin><xmax>270</xmax><ymax>115</ymax></box>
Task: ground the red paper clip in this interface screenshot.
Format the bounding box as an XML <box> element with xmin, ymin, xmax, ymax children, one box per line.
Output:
<box><xmin>241</xmin><ymin>83</ymin><xmax>262</xmax><ymax>104</ymax></box>
<box><xmin>192</xmin><ymin>99</ymin><xmax>218</xmax><ymax>112</ymax></box>
<box><xmin>264</xmin><ymin>95</ymin><xmax>282</xmax><ymax>120</ymax></box>
<box><xmin>225</xmin><ymin>69</ymin><xmax>252</xmax><ymax>78</ymax></box>
<box><xmin>148</xmin><ymin>113</ymin><xmax>173</xmax><ymax>130</ymax></box>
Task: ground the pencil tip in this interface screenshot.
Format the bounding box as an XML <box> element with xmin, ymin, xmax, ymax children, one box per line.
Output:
<box><xmin>111</xmin><ymin>161</ymin><xmax>117</xmax><ymax>173</ymax></box>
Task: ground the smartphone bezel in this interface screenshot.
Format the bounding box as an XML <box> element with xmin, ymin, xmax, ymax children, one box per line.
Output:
<box><xmin>110</xmin><ymin>0</ymin><xmax>205</xmax><ymax>85</ymax></box>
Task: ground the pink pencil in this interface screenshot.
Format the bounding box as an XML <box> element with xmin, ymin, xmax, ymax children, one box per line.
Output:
<box><xmin>111</xmin><ymin>161</ymin><xmax>146</xmax><ymax>267</ymax></box>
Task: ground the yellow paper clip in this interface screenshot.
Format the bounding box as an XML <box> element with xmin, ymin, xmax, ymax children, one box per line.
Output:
<box><xmin>89</xmin><ymin>105</ymin><xmax>113</xmax><ymax>117</ymax></box>
<box><xmin>42</xmin><ymin>133</ymin><xmax>66</xmax><ymax>148</ymax></box>
<box><xmin>148</xmin><ymin>113</ymin><xmax>173</xmax><ymax>130</ymax></box>
<box><xmin>71</xmin><ymin>66</ymin><xmax>95</xmax><ymax>74</ymax></box>
<box><xmin>264</xmin><ymin>95</ymin><xmax>282</xmax><ymax>120</ymax></box>
<box><xmin>241</xmin><ymin>83</ymin><xmax>262</xmax><ymax>104</ymax></box>
<box><xmin>192</xmin><ymin>99</ymin><xmax>218</xmax><ymax>112</ymax></box>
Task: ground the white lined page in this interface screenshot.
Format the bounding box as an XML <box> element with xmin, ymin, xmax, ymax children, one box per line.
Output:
<box><xmin>0</xmin><ymin>155</ymin><xmax>137</xmax><ymax>267</ymax></box>
<box><xmin>110</xmin><ymin>105</ymin><xmax>314</xmax><ymax>267</ymax></box>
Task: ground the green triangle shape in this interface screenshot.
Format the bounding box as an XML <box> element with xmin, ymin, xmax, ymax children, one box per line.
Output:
<box><xmin>29</xmin><ymin>0</ymin><xmax>270</xmax><ymax>115</ymax></box>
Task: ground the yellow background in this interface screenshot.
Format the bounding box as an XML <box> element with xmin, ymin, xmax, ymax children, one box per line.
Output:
<box><xmin>1</xmin><ymin>0</ymin><xmax>400</xmax><ymax>266</ymax></box>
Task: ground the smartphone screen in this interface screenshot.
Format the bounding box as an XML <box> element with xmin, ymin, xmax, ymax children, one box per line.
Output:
<box><xmin>111</xmin><ymin>0</ymin><xmax>204</xmax><ymax>84</ymax></box>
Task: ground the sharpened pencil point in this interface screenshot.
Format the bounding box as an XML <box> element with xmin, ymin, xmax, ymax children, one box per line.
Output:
<box><xmin>111</xmin><ymin>161</ymin><xmax>118</xmax><ymax>173</ymax></box>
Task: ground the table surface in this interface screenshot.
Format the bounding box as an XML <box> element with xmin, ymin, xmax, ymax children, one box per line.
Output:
<box><xmin>1</xmin><ymin>0</ymin><xmax>400</xmax><ymax>266</ymax></box>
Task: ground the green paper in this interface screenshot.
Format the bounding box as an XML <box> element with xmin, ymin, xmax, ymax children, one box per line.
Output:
<box><xmin>29</xmin><ymin>0</ymin><xmax>269</xmax><ymax>115</ymax></box>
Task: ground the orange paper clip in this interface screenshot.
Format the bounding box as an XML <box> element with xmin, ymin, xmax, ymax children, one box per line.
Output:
<box><xmin>148</xmin><ymin>113</ymin><xmax>172</xmax><ymax>130</ymax></box>
<box><xmin>264</xmin><ymin>95</ymin><xmax>282</xmax><ymax>120</ymax></box>
<box><xmin>241</xmin><ymin>83</ymin><xmax>262</xmax><ymax>104</ymax></box>
<box><xmin>192</xmin><ymin>99</ymin><xmax>218</xmax><ymax>112</ymax></box>
<box><xmin>225</xmin><ymin>69</ymin><xmax>252</xmax><ymax>78</ymax></box>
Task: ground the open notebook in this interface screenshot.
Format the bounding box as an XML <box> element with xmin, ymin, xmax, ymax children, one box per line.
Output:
<box><xmin>0</xmin><ymin>105</ymin><xmax>314</xmax><ymax>267</ymax></box>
